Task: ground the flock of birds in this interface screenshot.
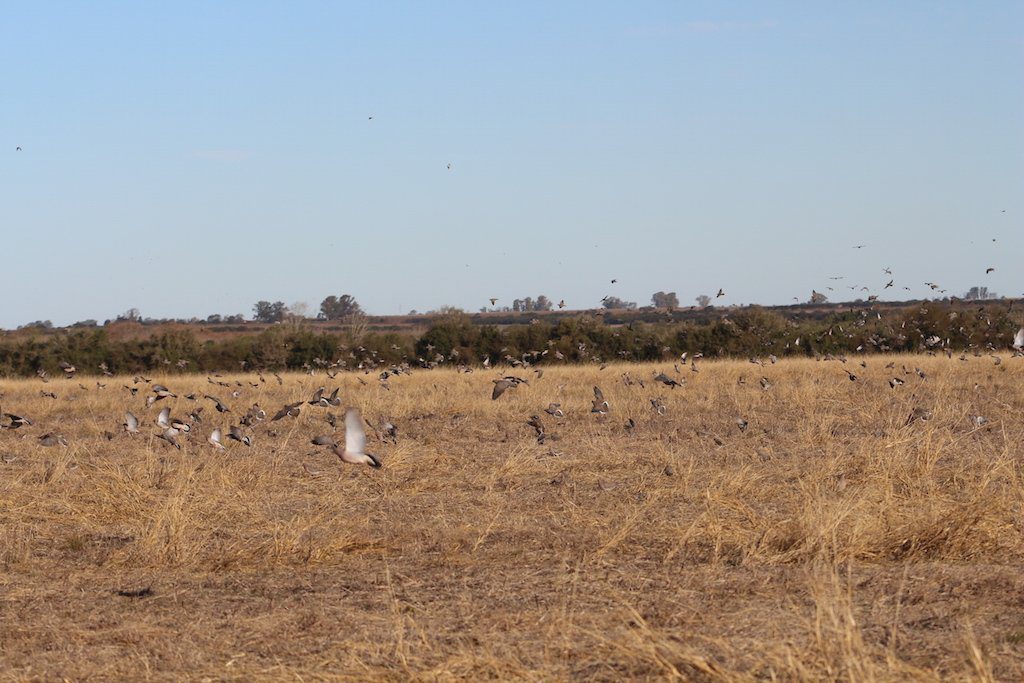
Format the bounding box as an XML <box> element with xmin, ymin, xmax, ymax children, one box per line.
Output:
<box><xmin>0</xmin><ymin>370</ymin><xmax>387</xmax><ymax>469</ymax></box>
<box><xmin>3</xmin><ymin>324</ymin><xmax>1019</xmax><ymax>469</ymax></box>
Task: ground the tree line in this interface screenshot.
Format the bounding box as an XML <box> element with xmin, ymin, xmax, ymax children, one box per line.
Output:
<box><xmin>0</xmin><ymin>302</ymin><xmax>1017</xmax><ymax>377</ymax></box>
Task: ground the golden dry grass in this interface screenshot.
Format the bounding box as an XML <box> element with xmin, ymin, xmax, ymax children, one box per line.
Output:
<box><xmin>1</xmin><ymin>355</ymin><xmax>1023</xmax><ymax>680</ymax></box>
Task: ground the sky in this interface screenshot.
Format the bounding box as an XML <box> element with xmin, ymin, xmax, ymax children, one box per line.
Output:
<box><xmin>1</xmin><ymin>1</ymin><xmax>1022</xmax><ymax>327</ymax></box>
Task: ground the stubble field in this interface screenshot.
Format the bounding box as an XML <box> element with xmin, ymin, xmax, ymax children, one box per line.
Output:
<box><xmin>1</xmin><ymin>355</ymin><xmax>1022</xmax><ymax>681</ymax></box>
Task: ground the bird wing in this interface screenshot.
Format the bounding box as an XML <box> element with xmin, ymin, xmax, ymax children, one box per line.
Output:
<box><xmin>125</xmin><ymin>412</ymin><xmax>138</xmax><ymax>430</ymax></box>
<box><xmin>492</xmin><ymin>380</ymin><xmax>509</xmax><ymax>400</ymax></box>
<box><xmin>345</xmin><ymin>408</ymin><xmax>367</xmax><ymax>454</ymax></box>
<box><xmin>157</xmin><ymin>407</ymin><xmax>170</xmax><ymax>427</ymax></box>
<box><xmin>1014</xmin><ymin>328</ymin><xmax>1024</xmax><ymax>349</ymax></box>
<box><xmin>593</xmin><ymin>386</ymin><xmax>604</xmax><ymax>401</ymax></box>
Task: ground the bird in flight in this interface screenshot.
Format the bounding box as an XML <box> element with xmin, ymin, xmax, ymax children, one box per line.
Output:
<box><xmin>986</xmin><ymin>267</ymin><xmax>995</xmax><ymax>274</ymax></box>
<box><xmin>446</xmin><ymin>163</ymin><xmax>452</xmax><ymax>171</ymax></box>
<box><xmin>16</xmin><ymin>146</ymin><xmax>21</xmax><ymax>151</ymax></box>
<box><xmin>492</xmin><ymin>376</ymin><xmax>526</xmax><ymax>400</ymax></box>
<box><xmin>490</xmin><ymin>298</ymin><xmax>498</xmax><ymax>306</ymax></box>
<box><xmin>852</xmin><ymin>244</ymin><xmax>866</xmax><ymax>249</ymax></box>
<box><xmin>330</xmin><ymin>408</ymin><xmax>381</xmax><ymax>468</ymax></box>
<box><xmin>716</xmin><ymin>289</ymin><xmax>725</xmax><ymax>298</ymax></box>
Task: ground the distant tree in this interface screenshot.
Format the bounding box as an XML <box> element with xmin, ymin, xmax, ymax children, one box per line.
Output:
<box><xmin>70</xmin><ymin>319</ymin><xmax>98</xmax><ymax>328</ymax></box>
<box><xmin>809</xmin><ymin>290</ymin><xmax>828</xmax><ymax>304</ymax></box>
<box><xmin>695</xmin><ymin>294</ymin><xmax>711</xmax><ymax>308</ymax></box>
<box><xmin>319</xmin><ymin>294</ymin><xmax>363</xmax><ymax>320</ymax></box>
<box><xmin>513</xmin><ymin>296</ymin><xmax>553</xmax><ymax>312</ymax></box>
<box><xmin>117</xmin><ymin>308</ymin><xmax>141</xmax><ymax>322</ymax></box>
<box><xmin>19</xmin><ymin>320</ymin><xmax>53</xmax><ymax>330</ymax></box>
<box><xmin>602</xmin><ymin>296</ymin><xmax>637</xmax><ymax>310</ymax></box>
<box><xmin>651</xmin><ymin>291</ymin><xmax>680</xmax><ymax>309</ymax></box>
<box><xmin>224</xmin><ymin>314</ymin><xmax>245</xmax><ymax>324</ymax></box>
<box><xmin>253</xmin><ymin>300</ymin><xmax>289</xmax><ymax>323</ymax></box>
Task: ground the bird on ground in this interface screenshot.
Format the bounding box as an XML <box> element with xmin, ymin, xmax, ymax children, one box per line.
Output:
<box><xmin>2</xmin><ymin>413</ymin><xmax>33</xmax><ymax>429</ymax></box>
<box><xmin>38</xmin><ymin>433</ymin><xmax>68</xmax><ymax>447</ymax></box>
<box><xmin>650</xmin><ymin>398</ymin><xmax>667</xmax><ymax>415</ymax></box>
<box><xmin>544</xmin><ymin>403</ymin><xmax>564</xmax><ymax>418</ymax></box>
<box><xmin>227</xmin><ymin>425</ymin><xmax>252</xmax><ymax>446</ymax></box>
<box><xmin>654</xmin><ymin>372</ymin><xmax>682</xmax><ymax>388</ymax></box>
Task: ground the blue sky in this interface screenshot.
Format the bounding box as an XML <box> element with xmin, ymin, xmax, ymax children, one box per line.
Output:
<box><xmin>2</xmin><ymin>2</ymin><xmax>1021</xmax><ymax>326</ymax></box>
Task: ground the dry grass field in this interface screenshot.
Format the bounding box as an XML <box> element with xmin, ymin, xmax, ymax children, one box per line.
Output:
<box><xmin>1</xmin><ymin>355</ymin><xmax>1022</xmax><ymax>680</ymax></box>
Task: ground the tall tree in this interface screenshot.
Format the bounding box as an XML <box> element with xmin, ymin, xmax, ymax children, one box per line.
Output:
<box><xmin>651</xmin><ymin>291</ymin><xmax>680</xmax><ymax>309</ymax></box>
<box><xmin>253</xmin><ymin>301</ymin><xmax>289</xmax><ymax>323</ymax></box>
<box><xmin>602</xmin><ymin>296</ymin><xmax>637</xmax><ymax>310</ymax></box>
<box><xmin>319</xmin><ymin>295</ymin><xmax>363</xmax><ymax>320</ymax></box>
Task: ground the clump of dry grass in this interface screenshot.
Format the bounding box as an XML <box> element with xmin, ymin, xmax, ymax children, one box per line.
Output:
<box><xmin>0</xmin><ymin>354</ymin><xmax>1022</xmax><ymax>679</ymax></box>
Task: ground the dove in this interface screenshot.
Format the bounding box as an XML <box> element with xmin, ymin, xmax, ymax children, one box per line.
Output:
<box><xmin>205</xmin><ymin>428</ymin><xmax>224</xmax><ymax>449</ymax></box>
<box><xmin>227</xmin><ymin>425</ymin><xmax>252</xmax><ymax>446</ymax></box>
<box><xmin>331</xmin><ymin>408</ymin><xmax>381</xmax><ymax>467</ymax></box>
